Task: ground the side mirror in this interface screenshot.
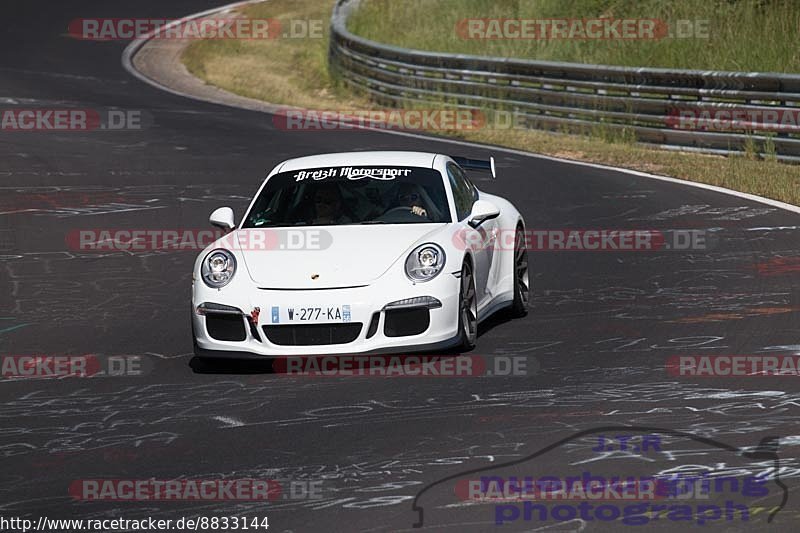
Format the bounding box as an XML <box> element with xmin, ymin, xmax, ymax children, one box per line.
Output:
<box><xmin>209</xmin><ymin>207</ymin><xmax>235</xmax><ymax>232</ymax></box>
<box><xmin>468</xmin><ymin>200</ymin><xmax>500</xmax><ymax>228</ymax></box>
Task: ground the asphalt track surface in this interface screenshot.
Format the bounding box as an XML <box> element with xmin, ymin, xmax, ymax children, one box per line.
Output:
<box><xmin>1</xmin><ymin>1</ymin><xmax>800</xmax><ymax>532</ymax></box>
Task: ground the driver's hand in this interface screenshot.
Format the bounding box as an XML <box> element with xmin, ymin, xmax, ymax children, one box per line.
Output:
<box><xmin>411</xmin><ymin>206</ymin><xmax>427</xmax><ymax>217</ymax></box>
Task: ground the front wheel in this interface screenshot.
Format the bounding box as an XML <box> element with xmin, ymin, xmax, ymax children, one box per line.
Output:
<box><xmin>509</xmin><ymin>227</ymin><xmax>529</xmax><ymax>317</ymax></box>
<box><xmin>456</xmin><ymin>260</ymin><xmax>478</xmax><ymax>351</ymax></box>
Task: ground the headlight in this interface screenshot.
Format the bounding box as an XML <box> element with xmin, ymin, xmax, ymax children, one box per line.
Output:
<box><xmin>405</xmin><ymin>243</ymin><xmax>445</xmax><ymax>282</ymax></box>
<box><xmin>201</xmin><ymin>249</ymin><xmax>237</xmax><ymax>288</ymax></box>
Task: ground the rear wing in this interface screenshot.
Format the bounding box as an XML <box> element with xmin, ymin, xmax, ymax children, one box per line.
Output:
<box><xmin>451</xmin><ymin>156</ymin><xmax>496</xmax><ymax>179</ymax></box>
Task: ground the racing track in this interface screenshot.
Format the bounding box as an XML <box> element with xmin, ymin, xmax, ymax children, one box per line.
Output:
<box><xmin>1</xmin><ymin>1</ymin><xmax>800</xmax><ymax>531</ymax></box>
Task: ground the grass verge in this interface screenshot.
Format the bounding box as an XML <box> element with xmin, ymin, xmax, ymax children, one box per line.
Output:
<box><xmin>181</xmin><ymin>0</ymin><xmax>800</xmax><ymax>206</ymax></box>
<box><xmin>348</xmin><ymin>0</ymin><xmax>800</xmax><ymax>73</ymax></box>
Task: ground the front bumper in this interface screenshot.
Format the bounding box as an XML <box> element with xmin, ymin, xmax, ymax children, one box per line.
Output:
<box><xmin>192</xmin><ymin>273</ymin><xmax>461</xmax><ymax>357</ymax></box>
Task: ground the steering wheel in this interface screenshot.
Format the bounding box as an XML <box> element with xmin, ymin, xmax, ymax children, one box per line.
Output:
<box><xmin>380</xmin><ymin>206</ymin><xmax>431</xmax><ymax>221</ymax></box>
<box><xmin>382</xmin><ymin>206</ymin><xmax>415</xmax><ymax>216</ymax></box>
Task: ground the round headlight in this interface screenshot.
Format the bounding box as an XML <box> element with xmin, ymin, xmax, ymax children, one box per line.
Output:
<box><xmin>201</xmin><ymin>249</ymin><xmax>237</xmax><ymax>288</ymax></box>
<box><xmin>405</xmin><ymin>244</ymin><xmax>445</xmax><ymax>282</ymax></box>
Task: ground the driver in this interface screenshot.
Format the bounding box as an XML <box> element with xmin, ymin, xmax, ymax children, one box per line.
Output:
<box><xmin>310</xmin><ymin>183</ymin><xmax>351</xmax><ymax>225</ymax></box>
<box><xmin>395</xmin><ymin>183</ymin><xmax>429</xmax><ymax>218</ymax></box>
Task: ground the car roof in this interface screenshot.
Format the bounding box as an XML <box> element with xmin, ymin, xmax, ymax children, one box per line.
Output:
<box><xmin>277</xmin><ymin>151</ymin><xmax>440</xmax><ymax>172</ymax></box>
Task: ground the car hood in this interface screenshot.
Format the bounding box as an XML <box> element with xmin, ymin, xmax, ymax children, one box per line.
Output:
<box><xmin>236</xmin><ymin>224</ymin><xmax>447</xmax><ymax>289</ymax></box>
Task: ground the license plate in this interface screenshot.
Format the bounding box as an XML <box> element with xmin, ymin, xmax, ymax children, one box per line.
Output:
<box><xmin>284</xmin><ymin>305</ymin><xmax>351</xmax><ymax>323</ymax></box>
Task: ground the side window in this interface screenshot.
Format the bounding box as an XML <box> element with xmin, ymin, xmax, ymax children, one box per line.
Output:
<box><xmin>446</xmin><ymin>163</ymin><xmax>476</xmax><ymax>221</ymax></box>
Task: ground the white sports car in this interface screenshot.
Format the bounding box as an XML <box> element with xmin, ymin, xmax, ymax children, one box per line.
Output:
<box><xmin>191</xmin><ymin>151</ymin><xmax>528</xmax><ymax>358</ymax></box>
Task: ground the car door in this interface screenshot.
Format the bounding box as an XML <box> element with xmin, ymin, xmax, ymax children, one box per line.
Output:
<box><xmin>446</xmin><ymin>163</ymin><xmax>497</xmax><ymax>307</ymax></box>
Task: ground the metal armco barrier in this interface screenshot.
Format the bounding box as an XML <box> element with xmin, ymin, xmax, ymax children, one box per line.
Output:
<box><xmin>329</xmin><ymin>0</ymin><xmax>800</xmax><ymax>162</ymax></box>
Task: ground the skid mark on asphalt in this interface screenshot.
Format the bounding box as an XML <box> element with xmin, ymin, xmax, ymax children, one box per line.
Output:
<box><xmin>631</xmin><ymin>204</ymin><xmax>777</xmax><ymax>222</ymax></box>
<box><xmin>0</xmin><ymin>185</ymin><xmax>249</xmax><ymax>217</ymax></box>
<box><xmin>2</xmin><ymin>379</ymin><xmax>799</xmax><ymax>458</ymax></box>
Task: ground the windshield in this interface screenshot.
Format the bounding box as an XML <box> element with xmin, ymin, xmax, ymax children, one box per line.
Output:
<box><xmin>242</xmin><ymin>166</ymin><xmax>451</xmax><ymax>227</ymax></box>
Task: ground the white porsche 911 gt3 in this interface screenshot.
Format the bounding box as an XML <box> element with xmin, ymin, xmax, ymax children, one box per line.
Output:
<box><xmin>191</xmin><ymin>151</ymin><xmax>529</xmax><ymax>358</ymax></box>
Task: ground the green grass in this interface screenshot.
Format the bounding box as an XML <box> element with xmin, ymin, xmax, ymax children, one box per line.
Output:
<box><xmin>348</xmin><ymin>0</ymin><xmax>800</xmax><ymax>72</ymax></box>
<box><xmin>182</xmin><ymin>0</ymin><xmax>347</xmax><ymax>108</ymax></box>
<box><xmin>180</xmin><ymin>0</ymin><xmax>800</xmax><ymax>206</ymax></box>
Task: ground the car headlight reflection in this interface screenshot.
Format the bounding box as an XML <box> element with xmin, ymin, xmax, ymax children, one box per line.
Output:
<box><xmin>405</xmin><ymin>244</ymin><xmax>445</xmax><ymax>282</ymax></box>
<box><xmin>201</xmin><ymin>249</ymin><xmax>237</xmax><ymax>288</ymax></box>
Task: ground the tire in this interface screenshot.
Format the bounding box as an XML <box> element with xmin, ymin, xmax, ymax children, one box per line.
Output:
<box><xmin>457</xmin><ymin>259</ymin><xmax>478</xmax><ymax>351</ymax></box>
<box><xmin>510</xmin><ymin>226</ymin><xmax>530</xmax><ymax>317</ymax></box>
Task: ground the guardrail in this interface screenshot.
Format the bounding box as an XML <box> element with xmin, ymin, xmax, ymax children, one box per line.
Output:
<box><xmin>329</xmin><ymin>0</ymin><xmax>800</xmax><ymax>162</ymax></box>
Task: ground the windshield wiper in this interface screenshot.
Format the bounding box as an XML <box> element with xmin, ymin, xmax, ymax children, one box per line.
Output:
<box><xmin>360</xmin><ymin>220</ymin><xmax>387</xmax><ymax>224</ymax></box>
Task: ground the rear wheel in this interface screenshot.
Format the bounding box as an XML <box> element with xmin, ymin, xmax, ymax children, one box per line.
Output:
<box><xmin>457</xmin><ymin>260</ymin><xmax>478</xmax><ymax>351</ymax></box>
<box><xmin>510</xmin><ymin>227</ymin><xmax>529</xmax><ymax>317</ymax></box>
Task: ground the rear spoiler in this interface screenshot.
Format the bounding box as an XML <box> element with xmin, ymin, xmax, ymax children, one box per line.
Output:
<box><xmin>451</xmin><ymin>156</ymin><xmax>496</xmax><ymax>179</ymax></box>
